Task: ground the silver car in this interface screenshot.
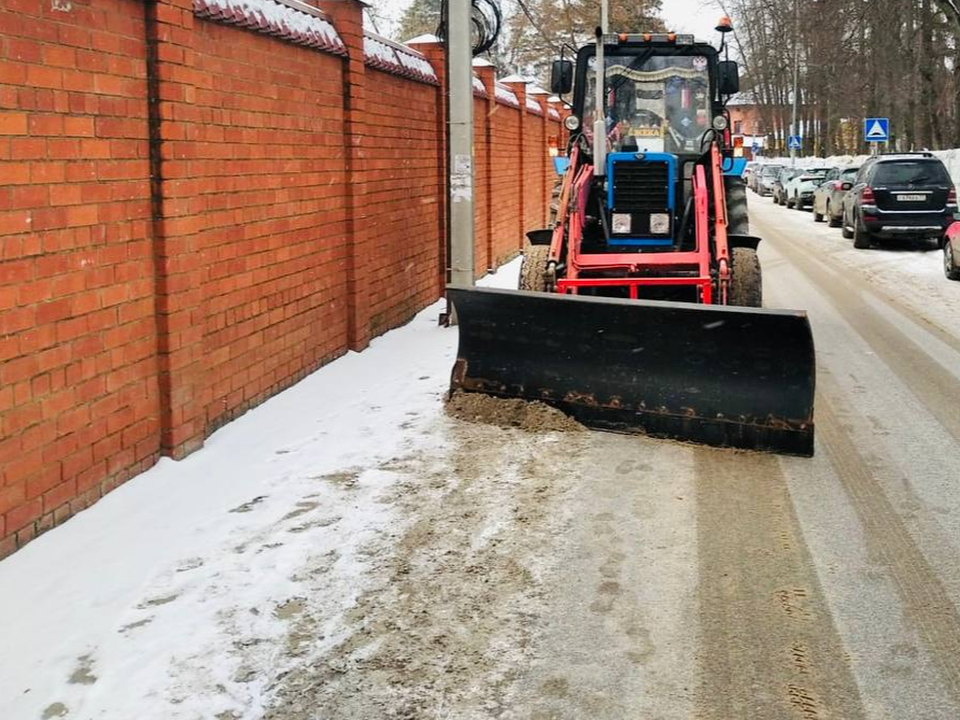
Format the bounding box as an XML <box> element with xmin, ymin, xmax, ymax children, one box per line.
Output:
<box><xmin>813</xmin><ymin>166</ymin><xmax>860</xmax><ymax>227</ymax></box>
<box><xmin>756</xmin><ymin>164</ymin><xmax>784</xmax><ymax>197</ymax></box>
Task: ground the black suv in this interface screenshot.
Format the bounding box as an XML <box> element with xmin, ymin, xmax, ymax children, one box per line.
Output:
<box><xmin>841</xmin><ymin>153</ymin><xmax>957</xmax><ymax>249</ymax></box>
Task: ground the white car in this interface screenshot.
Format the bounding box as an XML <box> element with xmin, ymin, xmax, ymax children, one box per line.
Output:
<box><xmin>785</xmin><ymin>167</ymin><xmax>832</xmax><ymax>210</ymax></box>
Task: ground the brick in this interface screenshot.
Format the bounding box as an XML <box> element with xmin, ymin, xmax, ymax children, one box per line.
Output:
<box><xmin>0</xmin><ymin>113</ymin><xmax>28</xmax><ymax>135</ymax></box>
<box><xmin>4</xmin><ymin>496</ymin><xmax>41</xmax><ymax>532</ymax></box>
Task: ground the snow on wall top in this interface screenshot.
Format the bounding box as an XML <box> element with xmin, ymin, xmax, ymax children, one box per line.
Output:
<box><xmin>473</xmin><ymin>74</ymin><xmax>487</xmax><ymax>98</ymax></box>
<box><xmin>193</xmin><ymin>0</ymin><xmax>346</xmax><ymax>56</ymax></box>
<box><xmin>495</xmin><ymin>83</ymin><xmax>519</xmax><ymax>108</ymax></box>
<box><xmin>364</xmin><ymin>32</ymin><xmax>438</xmax><ymax>85</ymax></box>
<box><xmin>548</xmin><ymin>106</ymin><xmax>561</xmax><ymax>120</ymax></box>
<box><xmin>525</xmin><ymin>95</ymin><xmax>543</xmax><ymax>115</ymax></box>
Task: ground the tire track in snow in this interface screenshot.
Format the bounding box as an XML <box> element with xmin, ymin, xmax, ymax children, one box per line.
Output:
<box><xmin>816</xmin><ymin>385</ymin><xmax>960</xmax><ymax>709</ymax></box>
<box><xmin>694</xmin><ymin>447</ymin><xmax>866</xmax><ymax>720</ymax></box>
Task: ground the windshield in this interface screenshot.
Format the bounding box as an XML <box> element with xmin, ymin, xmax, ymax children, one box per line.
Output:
<box><xmin>874</xmin><ymin>160</ymin><xmax>950</xmax><ymax>186</ymax></box>
<box><xmin>761</xmin><ymin>166</ymin><xmax>782</xmax><ymax>177</ymax></box>
<box><xmin>583</xmin><ymin>53</ymin><xmax>712</xmax><ymax>155</ymax></box>
<box><xmin>841</xmin><ymin>168</ymin><xmax>859</xmax><ymax>181</ymax></box>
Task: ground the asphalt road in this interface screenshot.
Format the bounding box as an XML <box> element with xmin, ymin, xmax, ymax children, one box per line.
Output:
<box><xmin>266</xmin><ymin>194</ymin><xmax>960</xmax><ymax>720</ymax></box>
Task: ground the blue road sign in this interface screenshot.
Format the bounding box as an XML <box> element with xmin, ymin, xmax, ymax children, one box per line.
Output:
<box><xmin>864</xmin><ymin>117</ymin><xmax>890</xmax><ymax>143</ymax></box>
<box><xmin>751</xmin><ymin>142</ymin><xmax>760</xmax><ymax>153</ymax></box>
<box><xmin>788</xmin><ymin>135</ymin><xmax>802</xmax><ymax>151</ymax></box>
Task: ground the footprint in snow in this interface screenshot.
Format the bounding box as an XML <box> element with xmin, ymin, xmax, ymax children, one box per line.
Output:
<box><xmin>67</xmin><ymin>655</ymin><xmax>97</xmax><ymax>685</ymax></box>
<box><xmin>229</xmin><ymin>496</ymin><xmax>268</xmax><ymax>513</ymax></box>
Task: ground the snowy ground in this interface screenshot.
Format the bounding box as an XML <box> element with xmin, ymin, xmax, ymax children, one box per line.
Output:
<box><xmin>0</xmin><ymin>261</ymin><xmax>521</xmax><ymax>720</ymax></box>
<box><xmin>4</xmin><ymin>205</ymin><xmax>960</xmax><ymax>720</ymax></box>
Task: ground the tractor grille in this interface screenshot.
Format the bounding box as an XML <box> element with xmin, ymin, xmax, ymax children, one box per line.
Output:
<box><xmin>611</xmin><ymin>161</ymin><xmax>670</xmax><ymax>212</ymax></box>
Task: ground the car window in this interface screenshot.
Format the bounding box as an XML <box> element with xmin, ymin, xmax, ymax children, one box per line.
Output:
<box><xmin>840</xmin><ymin>167</ymin><xmax>859</xmax><ymax>181</ymax></box>
<box><xmin>873</xmin><ymin>160</ymin><xmax>950</xmax><ymax>186</ymax></box>
<box><xmin>824</xmin><ymin>169</ymin><xmax>838</xmax><ymax>181</ymax></box>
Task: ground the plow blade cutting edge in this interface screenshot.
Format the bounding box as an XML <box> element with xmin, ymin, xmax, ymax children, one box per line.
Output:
<box><xmin>448</xmin><ymin>287</ymin><xmax>816</xmax><ymax>456</ymax></box>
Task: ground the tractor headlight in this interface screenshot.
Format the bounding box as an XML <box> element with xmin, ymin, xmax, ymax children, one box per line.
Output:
<box><xmin>650</xmin><ymin>213</ymin><xmax>670</xmax><ymax>234</ymax></box>
<box><xmin>612</xmin><ymin>213</ymin><xmax>632</xmax><ymax>234</ymax></box>
<box><xmin>564</xmin><ymin>115</ymin><xmax>581</xmax><ymax>131</ymax></box>
<box><xmin>712</xmin><ymin>115</ymin><xmax>729</xmax><ymax>131</ymax></box>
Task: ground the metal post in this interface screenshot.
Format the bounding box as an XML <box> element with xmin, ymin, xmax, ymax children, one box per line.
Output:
<box><xmin>448</xmin><ymin>0</ymin><xmax>475</xmax><ymax>289</ymax></box>
<box><xmin>593</xmin><ymin>0</ymin><xmax>608</xmax><ymax>176</ymax></box>
<box><xmin>790</xmin><ymin>0</ymin><xmax>799</xmax><ymax>166</ymax></box>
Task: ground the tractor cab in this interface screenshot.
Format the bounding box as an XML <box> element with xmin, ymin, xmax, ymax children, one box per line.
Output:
<box><xmin>551</xmin><ymin>34</ymin><xmax>741</xmax><ymax>255</ymax></box>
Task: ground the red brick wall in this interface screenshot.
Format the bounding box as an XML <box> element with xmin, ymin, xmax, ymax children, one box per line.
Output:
<box><xmin>189</xmin><ymin>20</ymin><xmax>350</xmax><ymax>432</ymax></box>
<box><xmin>0</xmin><ymin>4</ymin><xmax>563</xmax><ymax>558</ymax></box>
<box><xmin>0</xmin><ymin>0</ymin><xmax>161</xmax><ymax>555</ymax></box>
<box><xmin>489</xmin><ymin>100</ymin><xmax>522</xmax><ymax>266</ymax></box>
<box><xmin>472</xmin><ymin>94</ymin><xmax>490</xmax><ymax>273</ymax></box>
<box><xmin>364</xmin><ymin>68</ymin><xmax>443</xmax><ymax>335</ymax></box>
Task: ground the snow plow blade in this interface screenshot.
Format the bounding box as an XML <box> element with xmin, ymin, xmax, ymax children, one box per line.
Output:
<box><xmin>448</xmin><ymin>287</ymin><xmax>816</xmax><ymax>456</ymax></box>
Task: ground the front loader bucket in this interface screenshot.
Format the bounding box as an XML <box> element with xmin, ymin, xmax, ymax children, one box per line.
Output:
<box><xmin>447</xmin><ymin>287</ymin><xmax>816</xmax><ymax>456</ymax></box>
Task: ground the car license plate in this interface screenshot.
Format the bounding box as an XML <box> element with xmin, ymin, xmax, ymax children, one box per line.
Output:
<box><xmin>897</xmin><ymin>194</ymin><xmax>926</xmax><ymax>201</ymax></box>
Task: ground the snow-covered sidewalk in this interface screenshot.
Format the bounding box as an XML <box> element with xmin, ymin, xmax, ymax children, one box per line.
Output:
<box><xmin>0</xmin><ymin>261</ymin><xmax>520</xmax><ymax>720</ymax></box>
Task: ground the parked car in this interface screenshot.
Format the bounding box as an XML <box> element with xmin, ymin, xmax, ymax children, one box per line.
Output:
<box><xmin>785</xmin><ymin>167</ymin><xmax>831</xmax><ymax>209</ymax></box>
<box><xmin>756</xmin><ymin>164</ymin><xmax>784</xmax><ymax>197</ymax></box>
<box><xmin>772</xmin><ymin>167</ymin><xmax>802</xmax><ymax>206</ymax></box>
<box><xmin>841</xmin><ymin>153</ymin><xmax>957</xmax><ymax>249</ymax></box>
<box><xmin>813</xmin><ymin>165</ymin><xmax>860</xmax><ymax>226</ymax></box>
<box><xmin>743</xmin><ymin>161</ymin><xmax>757</xmax><ymax>190</ymax></box>
<box><xmin>944</xmin><ymin>222</ymin><xmax>960</xmax><ymax>280</ymax></box>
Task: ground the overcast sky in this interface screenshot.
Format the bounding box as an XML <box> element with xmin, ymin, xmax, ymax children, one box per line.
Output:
<box><xmin>373</xmin><ymin>0</ymin><xmax>725</xmax><ymax>44</ymax></box>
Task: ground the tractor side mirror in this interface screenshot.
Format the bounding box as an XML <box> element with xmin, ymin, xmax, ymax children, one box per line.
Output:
<box><xmin>718</xmin><ymin>60</ymin><xmax>740</xmax><ymax>95</ymax></box>
<box><xmin>841</xmin><ymin>182</ymin><xmax>853</xmax><ymax>191</ymax></box>
<box><xmin>551</xmin><ymin>60</ymin><xmax>573</xmax><ymax>96</ymax></box>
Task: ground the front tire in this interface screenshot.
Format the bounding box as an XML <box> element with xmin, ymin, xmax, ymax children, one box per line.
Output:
<box><xmin>728</xmin><ymin>247</ymin><xmax>762</xmax><ymax>307</ymax></box>
<box><xmin>519</xmin><ymin>244</ymin><xmax>550</xmax><ymax>292</ymax></box>
<box><xmin>945</xmin><ymin>239</ymin><xmax>960</xmax><ymax>280</ymax></box>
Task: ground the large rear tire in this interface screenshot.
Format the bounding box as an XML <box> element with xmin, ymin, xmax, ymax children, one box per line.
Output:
<box><xmin>519</xmin><ymin>244</ymin><xmax>550</xmax><ymax>292</ymax></box>
<box><xmin>548</xmin><ymin>179</ymin><xmax>562</xmax><ymax>226</ymax></box>
<box><xmin>725</xmin><ymin>177</ymin><xmax>750</xmax><ymax>235</ymax></box>
<box><xmin>729</xmin><ymin>247</ymin><xmax>762</xmax><ymax>307</ymax></box>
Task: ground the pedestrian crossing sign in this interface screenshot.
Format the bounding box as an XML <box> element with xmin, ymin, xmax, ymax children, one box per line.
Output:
<box><xmin>788</xmin><ymin>135</ymin><xmax>802</xmax><ymax>151</ymax></box>
<box><xmin>864</xmin><ymin>118</ymin><xmax>890</xmax><ymax>143</ymax></box>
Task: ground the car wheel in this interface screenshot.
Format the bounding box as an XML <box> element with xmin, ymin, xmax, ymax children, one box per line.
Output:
<box><xmin>853</xmin><ymin>215</ymin><xmax>871</xmax><ymax>249</ymax></box>
<box><xmin>813</xmin><ymin>202</ymin><xmax>824</xmax><ymax>222</ymax></box>
<box><xmin>827</xmin><ymin>202</ymin><xmax>841</xmax><ymax>228</ymax></box>
<box><xmin>841</xmin><ymin>209</ymin><xmax>854</xmax><ymax>239</ymax></box>
<box><xmin>794</xmin><ymin>194</ymin><xmax>802</xmax><ymax>210</ymax></box>
<box><xmin>945</xmin><ymin>238</ymin><xmax>960</xmax><ymax>280</ymax></box>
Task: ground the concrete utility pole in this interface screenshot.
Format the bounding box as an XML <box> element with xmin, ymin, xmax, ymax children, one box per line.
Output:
<box><xmin>790</xmin><ymin>0</ymin><xmax>799</xmax><ymax>165</ymax></box>
<box><xmin>447</xmin><ymin>0</ymin><xmax>475</xmax><ymax>289</ymax></box>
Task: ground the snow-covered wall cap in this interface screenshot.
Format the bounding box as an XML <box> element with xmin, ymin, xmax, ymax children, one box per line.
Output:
<box><xmin>364</xmin><ymin>31</ymin><xmax>439</xmax><ymax>85</ymax></box>
<box><xmin>471</xmin><ymin>57</ymin><xmax>494</xmax><ymax>67</ymax></box>
<box><xmin>499</xmin><ymin>74</ymin><xmax>529</xmax><ymax>84</ymax></box>
<box><xmin>548</xmin><ymin>107</ymin><xmax>561</xmax><ymax>120</ymax></box>
<box><xmin>405</xmin><ymin>33</ymin><xmax>440</xmax><ymax>44</ymax></box>
<box><xmin>194</xmin><ymin>0</ymin><xmax>346</xmax><ymax>56</ymax></box>
<box><xmin>547</xmin><ymin>95</ymin><xmax>561</xmax><ymax>103</ymax></box>
<box><xmin>527</xmin><ymin>84</ymin><xmax>549</xmax><ymax>96</ymax></box>
<box><xmin>525</xmin><ymin>94</ymin><xmax>543</xmax><ymax>115</ymax></box>
<box><xmin>472</xmin><ymin>74</ymin><xmax>487</xmax><ymax>98</ymax></box>
<box><xmin>495</xmin><ymin>82</ymin><xmax>519</xmax><ymax>107</ymax></box>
